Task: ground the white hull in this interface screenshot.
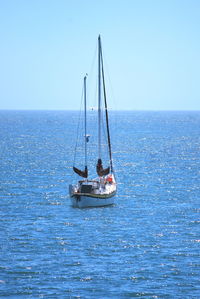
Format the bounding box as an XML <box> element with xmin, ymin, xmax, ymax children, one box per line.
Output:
<box><xmin>69</xmin><ymin>174</ymin><xmax>116</xmax><ymax>208</ymax></box>
<box><xmin>71</xmin><ymin>194</ymin><xmax>115</xmax><ymax>208</ymax></box>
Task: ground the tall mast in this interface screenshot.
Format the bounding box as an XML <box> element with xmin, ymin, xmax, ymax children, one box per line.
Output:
<box><xmin>98</xmin><ymin>35</ymin><xmax>101</xmax><ymax>160</ymax></box>
<box><xmin>100</xmin><ymin>39</ymin><xmax>114</xmax><ymax>172</ymax></box>
<box><xmin>84</xmin><ymin>75</ymin><xmax>88</xmax><ymax>171</ymax></box>
<box><xmin>96</xmin><ymin>35</ymin><xmax>112</xmax><ymax>177</ymax></box>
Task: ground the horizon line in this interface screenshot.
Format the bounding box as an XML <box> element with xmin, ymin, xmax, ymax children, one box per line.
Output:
<box><xmin>1</xmin><ymin>108</ymin><xmax>200</xmax><ymax>112</ymax></box>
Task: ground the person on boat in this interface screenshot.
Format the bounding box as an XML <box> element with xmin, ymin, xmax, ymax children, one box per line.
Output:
<box><xmin>96</xmin><ymin>159</ymin><xmax>103</xmax><ymax>174</ymax></box>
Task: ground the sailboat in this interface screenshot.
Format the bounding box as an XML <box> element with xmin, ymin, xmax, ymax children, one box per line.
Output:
<box><xmin>69</xmin><ymin>35</ymin><xmax>117</xmax><ymax>208</ymax></box>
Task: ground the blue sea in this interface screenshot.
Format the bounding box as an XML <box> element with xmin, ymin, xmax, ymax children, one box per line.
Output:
<box><xmin>0</xmin><ymin>110</ymin><xmax>200</xmax><ymax>298</ymax></box>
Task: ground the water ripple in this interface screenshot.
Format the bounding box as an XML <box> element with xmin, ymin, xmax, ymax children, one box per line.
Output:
<box><xmin>1</xmin><ymin>111</ymin><xmax>200</xmax><ymax>298</ymax></box>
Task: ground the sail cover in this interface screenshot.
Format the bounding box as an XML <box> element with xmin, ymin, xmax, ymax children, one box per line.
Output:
<box><xmin>96</xmin><ymin>159</ymin><xmax>110</xmax><ymax>177</ymax></box>
<box><xmin>73</xmin><ymin>166</ymin><xmax>88</xmax><ymax>178</ymax></box>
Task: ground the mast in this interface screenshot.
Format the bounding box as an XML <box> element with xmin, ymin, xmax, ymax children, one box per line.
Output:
<box><xmin>98</xmin><ymin>35</ymin><xmax>101</xmax><ymax>160</ymax></box>
<box><xmin>100</xmin><ymin>38</ymin><xmax>114</xmax><ymax>173</ymax></box>
<box><xmin>84</xmin><ymin>75</ymin><xmax>88</xmax><ymax>171</ymax></box>
<box><xmin>73</xmin><ymin>75</ymin><xmax>88</xmax><ymax>178</ymax></box>
<box><xmin>96</xmin><ymin>35</ymin><xmax>112</xmax><ymax>177</ymax></box>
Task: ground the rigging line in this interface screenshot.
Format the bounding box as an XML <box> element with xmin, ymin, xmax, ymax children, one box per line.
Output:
<box><xmin>103</xmin><ymin>51</ymin><xmax>118</xmax><ymax>110</ymax></box>
<box><xmin>101</xmin><ymin>107</ymin><xmax>110</xmax><ymax>161</ymax></box>
<box><xmin>101</xmin><ymin>48</ymin><xmax>118</xmax><ymax>145</ymax></box>
<box><xmin>73</xmin><ymin>81</ymin><xmax>84</xmax><ymax>167</ymax></box>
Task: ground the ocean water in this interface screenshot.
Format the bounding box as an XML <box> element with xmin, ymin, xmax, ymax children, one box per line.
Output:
<box><xmin>0</xmin><ymin>110</ymin><xmax>200</xmax><ymax>298</ymax></box>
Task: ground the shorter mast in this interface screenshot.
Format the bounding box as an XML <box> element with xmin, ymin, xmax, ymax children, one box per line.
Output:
<box><xmin>73</xmin><ymin>75</ymin><xmax>88</xmax><ymax>178</ymax></box>
<box><xmin>84</xmin><ymin>75</ymin><xmax>88</xmax><ymax>172</ymax></box>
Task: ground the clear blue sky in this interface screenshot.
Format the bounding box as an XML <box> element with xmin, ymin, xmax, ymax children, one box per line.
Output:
<box><xmin>0</xmin><ymin>0</ymin><xmax>200</xmax><ymax>110</ymax></box>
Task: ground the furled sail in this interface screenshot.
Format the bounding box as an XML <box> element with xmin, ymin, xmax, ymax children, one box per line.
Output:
<box><xmin>96</xmin><ymin>159</ymin><xmax>110</xmax><ymax>177</ymax></box>
<box><xmin>73</xmin><ymin>166</ymin><xmax>88</xmax><ymax>178</ymax></box>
